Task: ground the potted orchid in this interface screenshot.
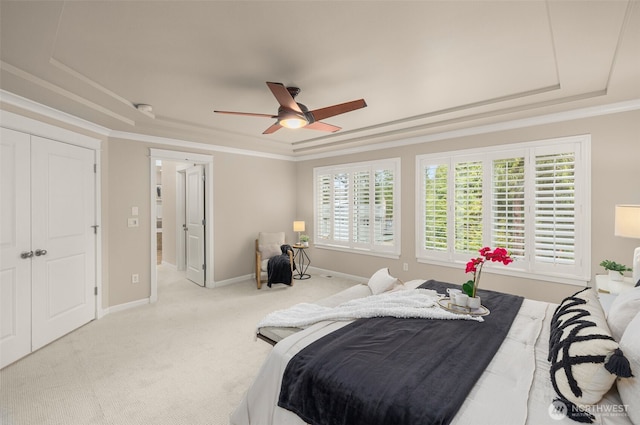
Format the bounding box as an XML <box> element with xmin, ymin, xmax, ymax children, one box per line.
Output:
<box><xmin>462</xmin><ymin>247</ymin><xmax>514</xmax><ymax>307</ymax></box>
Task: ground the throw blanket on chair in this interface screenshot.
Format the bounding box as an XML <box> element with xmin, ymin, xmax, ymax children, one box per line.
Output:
<box><xmin>278</xmin><ymin>280</ymin><xmax>524</xmax><ymax>425</ymax></box>
<box><xmin>267</xmin><ymin>244</ymin><xmax>295</xmax><ymax>287</ymax></box>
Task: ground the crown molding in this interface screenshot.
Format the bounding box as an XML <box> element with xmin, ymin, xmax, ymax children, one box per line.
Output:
<box><xmin>109</xmin><ymin>130</ymin><xmax>294</xmax><ymax>161</ymax></box>
<box><xmin>295</xmin><ymin>98</ymin><xmax>640</xmax><ymax>161</ymax></box>
<box><xmin>0</xmin><ymin>89</ymin><xmax>112</xmax><ymax>136</ymax></box>
<box><xmin>2</xmin><ymin>89</ymin><xmax>639</xmax><ymax>163</ymax></box>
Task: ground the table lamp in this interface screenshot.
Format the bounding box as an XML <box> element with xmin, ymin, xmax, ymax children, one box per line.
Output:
<box><xmin>293</xmin><ymin>221</ymin><xmax>305</xmax><ymax>244</ymax></box>
<box><xmin>614</xmin><ymin>205</ymin><xmax>640</xmax><ymax>286</ymax></box>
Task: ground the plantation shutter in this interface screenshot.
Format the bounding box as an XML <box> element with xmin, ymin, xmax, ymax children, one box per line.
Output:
<box><xmin>492</xmin><ymin>157</ymin><xmax>526</xmax><ymax>257</ymax></box>
<box><xmin>314</xmin><ymin>159</ymin><xmax>400</xmax><ymax>256</ymax></box>
<box><xmin>423</xmin><ymin>163</ymin><xmax>448</xmax><ymax>252</ymax></box>
<box><xmin>416</xmin><ymin>136</ymin><xmax>588</xmax><ymax>284</ymax></box>
<box><xmin>534</xmin><ymin>151</ymin><xmax>576</xmax><ymax>265</ymax></box>
<box><xmin>353</xmin><ymin>170</ymin><xmax>370</xmax><ymax>244</ymax></box>
<box><xmin>316</xmin><ymin>173</ymin><xmax>332</xmax><ymax>242</ymax></box>
<box><xmin>454</xmin><ymin>161</ymin><xmax>483</xmax><ymax>254</ymax></box>
<box><xmin>374</xmin><ymin>168</ymin><xmax>395</xmax><ymax>246</ymax></box>
<box><xmin>333</xmin><ymin>173</ymin><xmax>350</xmax><ymax>242</ymax></box>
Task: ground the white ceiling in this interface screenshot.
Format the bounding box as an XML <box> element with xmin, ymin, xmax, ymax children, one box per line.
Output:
<box><xmin>1</xmin><ymin>1</ymin><xmax>639</xmax><ymax>157</ymax></box>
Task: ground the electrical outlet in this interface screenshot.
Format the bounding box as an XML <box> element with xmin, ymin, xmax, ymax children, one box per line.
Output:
<box><xmin>131</xmin><ymin>274</ymin><xmax>139</xmax><ymax>284</ymax></box>
<box><xmin>403</xmin><ymin>263</ymin><xmax>409</xmax><ymax>271</ymax></box>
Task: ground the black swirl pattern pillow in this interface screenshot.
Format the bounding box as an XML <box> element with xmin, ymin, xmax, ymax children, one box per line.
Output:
<box><xmin>548</xmin><ymin>288</ymin><xmax>633</xmax><ymax>423</ymax></box>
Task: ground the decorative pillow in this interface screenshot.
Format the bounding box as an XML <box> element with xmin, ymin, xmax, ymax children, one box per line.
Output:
<box><xmin>617</xmin><ymin>311</ymin><xmax>640</xmax><ymax>425</ymax></box>
<box><xmin>258</xmin><ymin>232</ymin><xmax>285</xmax><ymax>259</ymax></box>
<box><xmin>259</xmin><ymin>243</ymin><xmax>281</xmax><ymax>259</ymax></box>
<box><xmin>607</xmin><ymin>287</ymin><xmax>640</xmax><ymax>341</ymax></box>
<box><xmin>367</xmin><ymin>268</ymin><xmax>399</xmax><ymax>295</ymax></box>
<box><xmin>548</xmin><ymin>288</ymin><xmax>633</xmax><ymax>423</ymax></box>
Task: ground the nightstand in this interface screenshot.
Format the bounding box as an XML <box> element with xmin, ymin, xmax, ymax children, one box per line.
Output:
<box><xmin>595</xmin><ymin>274</ymin><xmax>635</xmax><ymax>315</ymax></box>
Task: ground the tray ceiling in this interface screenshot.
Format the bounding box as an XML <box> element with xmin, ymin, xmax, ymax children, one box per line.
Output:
<box><xmin>1</xmin><ymin>1</ymin><xmax>639</xmax><ymax>157</ymax></box>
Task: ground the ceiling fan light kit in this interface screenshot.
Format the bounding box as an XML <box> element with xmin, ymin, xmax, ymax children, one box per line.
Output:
<box><xmin>214</xmin><ymin>82</ymin><xmax>366</xmax><ymax>134</ymax></box>
<box><xmin>279</xmin><ymin>115</ymin><xmax>307</xmax><ymax>129</ymax></box>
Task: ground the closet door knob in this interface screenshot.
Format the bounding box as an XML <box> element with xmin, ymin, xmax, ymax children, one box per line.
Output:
<box><xmin>35</xmin><ymin>249</ymin><xmax>48</xmax><ymax>256</ymax></box>
<box><xmin>20</xmin><ymin>251</ymin><xmax>34</xmax><ymax>259</ymax></box>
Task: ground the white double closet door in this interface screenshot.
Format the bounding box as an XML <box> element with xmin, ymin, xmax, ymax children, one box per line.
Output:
<box><xmin>0</xmin><ymin>127</ymin><xmax>96</xmax><ymax>369</ymax></box>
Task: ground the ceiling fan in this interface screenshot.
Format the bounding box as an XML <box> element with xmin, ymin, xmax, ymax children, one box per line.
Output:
<box><xmin>214</xmin><ymin>82</ymin><xmax>367</xmax><ymax>134</ymax></box>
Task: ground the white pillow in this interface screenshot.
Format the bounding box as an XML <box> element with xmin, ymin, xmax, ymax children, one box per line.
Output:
<box><xmin>617</xmin><ymin>311</ymin><xmax>639</xmax><ymax>425</ymax></box>
<box><xmin>607</xmin><ymin>287</ymin><xmax>640</xmax><ymax>341</ymax></box>
<box><xmin>259</xmin><ymin>243</ymin><xmax>281</xmax><ymax>259</ymax></box>
<box><xmin>548</xmin><ymin>288</ymin><xmax>632</xmax><ymax>409</ymax></box>
<box><xmin>258</xmin><ymin>232</ymin><xmax>285</xmax><ymax>259</ymax></box>
<box><xmin>367</xmin><ymin>268</ymin><xmax>398</xmax><ymax>295</ymax></box>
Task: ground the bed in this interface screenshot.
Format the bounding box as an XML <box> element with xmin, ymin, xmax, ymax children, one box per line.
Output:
<box><xmin>231</xmin><ymin>273</ymin><xmax>639</xmax><ymax>425</ymax></box>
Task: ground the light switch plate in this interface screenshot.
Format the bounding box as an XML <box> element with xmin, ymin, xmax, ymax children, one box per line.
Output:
<box><xmin>132</xmin><ymin>206</ymin><xmax>139</xmax><ymax>216</ymax></box>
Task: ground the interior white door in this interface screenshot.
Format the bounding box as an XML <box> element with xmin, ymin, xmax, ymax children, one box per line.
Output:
<box><xmin>185</xmin><ymin>165</ymin><xmax>205</xmax><ymax>286</ymax></box>
<box><xmin>0</xmin><ymin>128</ymin><xmax>32</xmax><ymax>369</ymax></box>
<box><xmin>30</xmin><ymin>136</ymin><xmax>96</xmax><ymax>351</ymax></box>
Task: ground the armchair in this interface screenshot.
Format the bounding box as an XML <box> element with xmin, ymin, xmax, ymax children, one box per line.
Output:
<box><xmin>255</xmin><ymin>232</ymin><xmax>294</xmax><ymax>289</ymax></box>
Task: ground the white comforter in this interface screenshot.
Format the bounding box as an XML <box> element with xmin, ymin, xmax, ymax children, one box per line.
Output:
<box><xmin>231</xmin><ymin>298</ymin><xmax>631</xmax><ymax>425</ymax></box>
<box><xmin>256</xmin><ymin>289</ymin><xmax>482</xmax><ymax>331</ymax></box>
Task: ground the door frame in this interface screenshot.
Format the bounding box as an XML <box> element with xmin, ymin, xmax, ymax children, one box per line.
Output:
<box><xmin>149</xmin><ymin>148</ymin><xmax>214</xmax><ymax>301</ymax></box>
<box><xmin>0</xmin><ymin>109</ymin><xmax>104</xmax><ymax>318</ymax></box>
<box><xmin>176</xmin><ymin>169</ymin><xmax>187</xmax><ymax>271</ymax></box>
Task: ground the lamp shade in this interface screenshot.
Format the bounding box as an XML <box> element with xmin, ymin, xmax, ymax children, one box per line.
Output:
<box><xmin>293</xmin><ymin>221</ymin><xmax>306</xmax><ymax>232</ymax></box>
<box><xmin>615</xmin><ymin>205</ymin><xmax>640</xmax><ymax>239</ymax></box>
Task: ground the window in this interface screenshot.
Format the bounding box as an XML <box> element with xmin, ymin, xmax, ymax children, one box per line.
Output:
<box><xmin>314</xmin><ymin>158</ymin><xmax>400</xmax><ymax>257</ymax></box>
<box><xmin>416</xmin><ymin>135</ymin><xmax>590</xmax><ymax>285</ymax></box>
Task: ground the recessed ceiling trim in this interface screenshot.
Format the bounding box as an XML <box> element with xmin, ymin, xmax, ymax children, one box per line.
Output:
<box><xmin>0</xmin><ymin>88</ymin><xmax>111</xmax><ymax>136</ymax></box>
<box><xmin>294</xmin><ymin>98</ymin><xmax>640</xmax><ymax>161</ymax></box>
<box><xmin>605</xmin><ymin>0</ymin><xmax>637</xmax><ymax>88</ymax></box>
<box><xmin>49</xmin><ymin>57</ymin><xmax>136</xmax><ymax>110</ymax></box>
<box><xmin>293</xmin><ymin>89</ymin><xmax>607</xmax><ymax>153</ymax></box>
<box><xmin>0</xmin><ymin>60</ymin><xmax>135</xmax><ymax>126</ymax></box>
<box><xmin>3</xmin><ymin>88</ymin><xmax>638</xmax><ymax>164</ymax></box>
<box><xmin>108</xmin><ymin>130</ymin><xmax>294</xmax><ymax>162</ymax></box>
<box><xmin>153</xmin><ymin>114</ymin><xmax>294</xmax><ymax>147</ymax></box>
<box><xmin>293</xmin><ymin>84</ymin><xmax>562</xmax><ymax>148</ymax></box>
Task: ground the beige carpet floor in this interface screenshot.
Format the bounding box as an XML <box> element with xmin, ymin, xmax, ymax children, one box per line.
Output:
<box><xmin>0</xmin><ymin>266</ymin><xmax>359</xmax><ymax>425</ymax></box>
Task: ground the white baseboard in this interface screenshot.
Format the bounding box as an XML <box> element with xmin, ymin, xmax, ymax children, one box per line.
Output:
<box><xmin>101</xmin><ymin>269</ymin><xmax>363</xmax><ymax>317</ymax></box>
<box><xmin>214</xmin><ymin>274</ymin><xmax>254</xmax><ymax>288</ymax></box>
<box><xmin>105</xmin><ymin>298</ymin><xmax>151</xmax><ymax>315</ymax></box>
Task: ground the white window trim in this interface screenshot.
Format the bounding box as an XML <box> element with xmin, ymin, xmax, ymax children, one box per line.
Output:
<box><xmin>314</xmin><ymin>158</ymin><xmax>401</xmax><ymax>258</ymax></box>
<box><xmin>415</xmin><ymin>135</ymin><xmax>591</xmax><ymax>286</ymax></box>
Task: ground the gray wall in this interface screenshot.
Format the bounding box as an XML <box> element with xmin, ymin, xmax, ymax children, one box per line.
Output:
<box><xmin>105</xmin><ymin>139</ymin><xmax>296</xmax><ymax>306</ymax></box>
<box><xmin>3</xmin><ymin>103</ymin><xmax>638</xmax><ymax>307</ymax></box>
<box><xmin>296</xmin><ymin>109</ymin><xmax>640</xmax><ymax>303</ymax></box>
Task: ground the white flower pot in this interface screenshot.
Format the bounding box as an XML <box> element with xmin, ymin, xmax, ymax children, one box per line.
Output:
<box><xmin>608</xmin><ymin>270</ymin><xmax>623</xmax><ymax>282</ymax></box>
<box><xmin>467</xmin><ymin>296</ymin><xmax>481</xmax><ymax>310</ymax></box>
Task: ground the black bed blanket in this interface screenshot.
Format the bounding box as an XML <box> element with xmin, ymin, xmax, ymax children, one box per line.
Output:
<box><xmin>278</xmin><ymin>279</ymin><xmax>524</xmax><ymax>425</ymax></box>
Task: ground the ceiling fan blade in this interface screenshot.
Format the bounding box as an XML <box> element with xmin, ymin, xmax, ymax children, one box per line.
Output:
<box><xmin>214</xmin><ymin>110</ymin><xmax>276</xmax><ymax>118</ymax></box>
<box><xmin>266</xmin><ymin>82</ymin><xmax>302</xmax><ymax>113</ymax></box>
<box><xmin>309</xmin><ymin>99</ymin><xmax>367</xmax><ymax>122</ymax></box>
<box><xmin>262</xmin><ymin>123</ymin><xmax>282</xmax><ymax>134</ymax></box>
<box><xmin>304</xmin><ymin>121</ymin><xmax>341</xmax><ymax>133</ymax></box>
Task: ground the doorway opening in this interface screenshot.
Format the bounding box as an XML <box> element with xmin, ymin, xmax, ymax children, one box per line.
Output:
<box><xmin>149</xmin><ymin>149</ymin><xmax>214</xmax><ymax>303</ymax></box>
